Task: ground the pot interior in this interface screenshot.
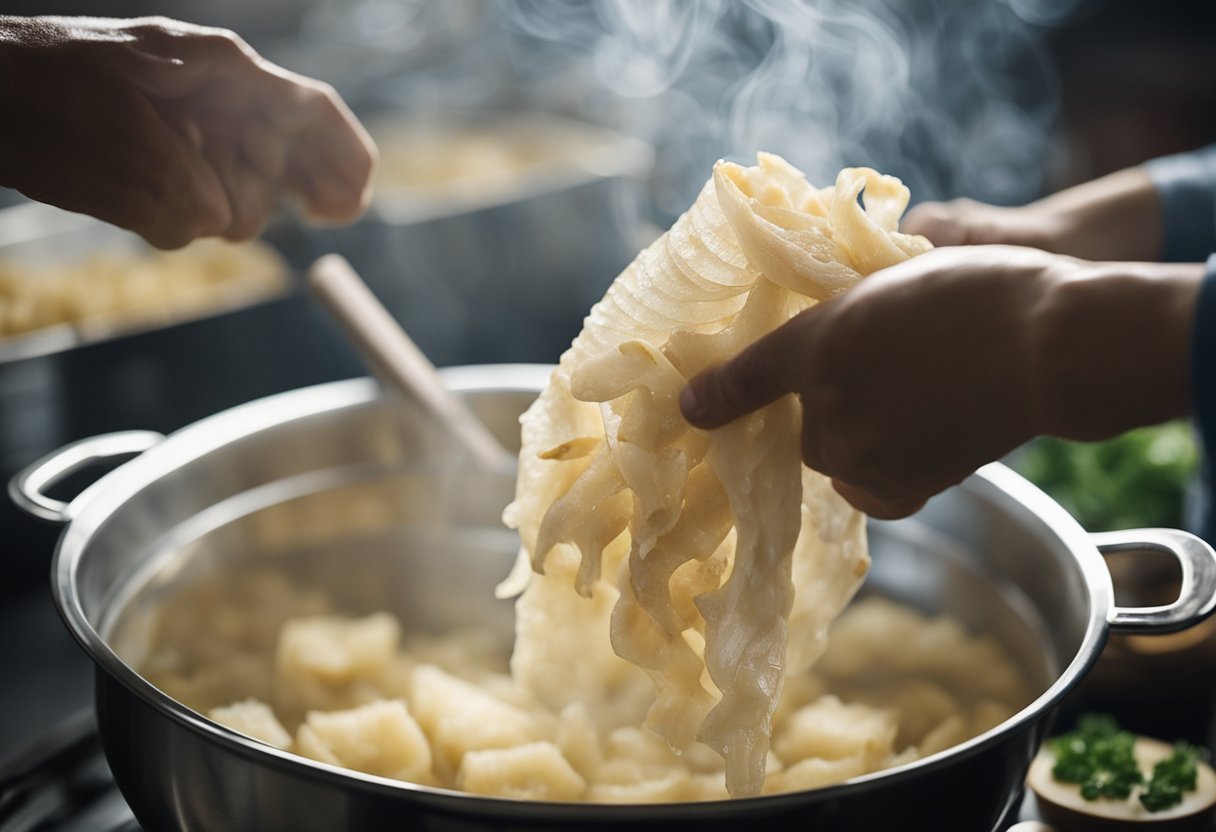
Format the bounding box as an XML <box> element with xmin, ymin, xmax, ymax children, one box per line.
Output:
<box><xmin>60</xmin><ymin>371</ymin><xmax>1100</xmax><ymax>793</ymax></box>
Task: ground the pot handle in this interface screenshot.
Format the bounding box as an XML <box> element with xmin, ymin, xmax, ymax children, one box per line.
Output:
<box><xmin>1095</xmin><ymin>529</ymin><xmax>1216</xmax><ymax>634</ymax></box>
<box><xmin>8</xmin><ymin>430</ymin><xmax>165</xmax><ymax>524</ymax></box>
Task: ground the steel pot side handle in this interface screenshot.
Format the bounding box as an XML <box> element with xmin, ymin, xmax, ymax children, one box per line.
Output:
<box><xmin>1094</xmin><ymin>528</ymin><xmax>1216</xmax><ymax>635</ymax></box>
<box><xmin>8</xmin><ymin>431</ymin><xmax>166</xmax><ymax>525</ymax></box>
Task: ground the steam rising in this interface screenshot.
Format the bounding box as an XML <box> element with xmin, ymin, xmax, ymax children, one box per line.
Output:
<box><xmin>287</xmin><ymin>0</ymin><xmax>1071</xmax><ymax>364</ymax></box>
<box><xmin>493</xmin><ymin>0</ymin><xmax>1062</xmax><ymax>219</ymax></box>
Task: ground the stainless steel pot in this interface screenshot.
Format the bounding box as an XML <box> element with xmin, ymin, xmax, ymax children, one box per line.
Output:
<box><xmin>11</xmin><ymin>365</ymin><xmax>1216</xmax><ymax>831</ymax></box>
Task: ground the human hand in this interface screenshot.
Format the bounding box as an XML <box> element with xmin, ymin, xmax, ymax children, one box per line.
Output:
<box><xmin>679</xmin><ymin>246</ymin><xmax>1201</xmax><ymax>518</ymax></box>
<box><xmin>904</xmin><ymin>168</ymin><xmax>1162</xmax><ymax>263</ymax></box>
<box><xmin>902</xmin><ymin>198</ymin><xmax>1062</xmax><ymax>249</ymax></box>
<box><xmin>0</xmin><ymin>15</ymin><xmax>376</xmax><ymax>248</ymax></box>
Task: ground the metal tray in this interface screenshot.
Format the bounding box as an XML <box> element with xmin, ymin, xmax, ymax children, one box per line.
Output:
<box><xmin>0</xmin><ymin>203</ymin><xmax>362</xmax><ymax>585</ymax></box>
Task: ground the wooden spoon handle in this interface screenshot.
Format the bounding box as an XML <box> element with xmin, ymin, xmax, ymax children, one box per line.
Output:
<box><xmin>307</xmin><ymin>254</ymin><xmax>513</xmax><ymax>472</ymax></box>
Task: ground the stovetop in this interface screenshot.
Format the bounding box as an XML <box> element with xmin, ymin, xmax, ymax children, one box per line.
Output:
<box><xmin>0</xmin><ymin>580</ymin><xmax>139</xmax><ymax>831</ymax></box>
<box><xmin>0</xmin><ymin>586</ymin><xmax>94</xmax><ymax>761</ymax></box>
<box><xmin>0</xmin><ymin>710</ymin><xmax>140</xmax><ymax>831</ymax></box>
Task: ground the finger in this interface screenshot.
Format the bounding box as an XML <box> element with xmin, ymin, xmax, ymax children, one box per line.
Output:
<box><xmin>135</xmin><ymin>137</ymin><xmax>232</xmax><ymax>249</ymax></box>
<box><xmin>250</xmin><ymin>69</ymin><xmax>376</xmax><ymax>220</ymax></box>
<box><xmin>205</xmin><ymin>138</ymin><xmax>274</xmax><ymax>241</ymax></box>
<box><xmin>830</xmin><ymin>479</ymin><xmax>927</xmax><ymax>520</ymax></box>
<box><xmin>129</xmin><ymin>24</ymin><xmax>375</xmax><ymax>223</ymax></box>
<box><xmin>238</xmin><ymin>118</ymin><xmax>286</xmax><ymax>182</ymax></box>
<box><xmin>155</xmin><ymin>95</ymin><xmax>283</xmax><ymax>234</ymax></box>
<box><xmin>96</xmin><ymin>99</ymin><xmax>231</xmax><ymax>249</ymax></box>
<box><xmin>800</xmin><ymin>408</ymin><xmax>827</xmax><ymax>474</ymax></box>
<box><xmin>280</xmin><ymin>157</ymin><xmax>328</xmax><ymax>218</ymax></box>
<box><xmin>282</xmin><ymin>127</ymin><xmax>374</xmax><ymax>222</ymax></box>
<box><xmin>228</xmin><ymin>163</ymin><xmax>276</xmax><ymax>241</ymax></box>
<box><xmin>280</xmin><ymin>98</ymin><xmax>376</xmax><ymax>220</ymax></box>
<box><xmin>680</xmin><ymin>310</ymin><xmax>812</xmax><ymax>429</ymax></box>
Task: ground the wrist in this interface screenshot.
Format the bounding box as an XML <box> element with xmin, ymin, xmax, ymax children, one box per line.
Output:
<box><xmin>1029</xmin><ymin>259</ymin><xmax>1203</xmax><ymax>440</ymax></box>
<box><xmin>1032</xmin><ymin>168</ymin><xmax>1163</xmax><ymax>262</ymax></box>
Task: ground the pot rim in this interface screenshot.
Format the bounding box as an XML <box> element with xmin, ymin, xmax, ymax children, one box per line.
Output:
<box><xmin>49</xmin><ymin>364</ymin><xmax>1113</xmax><ymax>814</ymax></box>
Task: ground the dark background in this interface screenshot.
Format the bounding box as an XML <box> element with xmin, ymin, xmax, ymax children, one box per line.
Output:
<box><xmin>3</xmin><ymin>0</ymin><xmax>1216</xmax><ymax>819</ymax></box>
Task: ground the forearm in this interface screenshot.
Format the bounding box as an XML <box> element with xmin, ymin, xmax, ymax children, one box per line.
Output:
<box><xmin>903</xmin><ymin>168</ymin><xmax>1166</xmax><ymax>260</ymax></box>
<box><xmin>0</xmin><ymin>18</ymin><xmax>20</xmax><ymax>187</ymax></box>
<box><xmin>1038</xmin><ymin>145</ymin><xmax>1216</xmax><ymax>263</ymax></box>
<box><xmin>1030</xmin><ymin>167</ymin><xmax>1164</xmax><ymax>262</ymax></box>
<box><xmin>1030</xmin><ymin>259</ymin><xmax>1204</xmax><ymax>440</ymax></box>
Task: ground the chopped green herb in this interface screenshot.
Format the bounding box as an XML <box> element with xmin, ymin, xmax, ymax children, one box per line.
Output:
<box><xmin>1050</xmin><ymin>714</ymin><xmax>1143</xmax><ymax>800</ymax></box>
<box><xmin>1140</xmin><ymin>742</ymin><xmax>1202</xmax><ymax>812</ymax></box>
<box><xmin>1050</xmin><ymin>715</ymin><xmax>1209</xmax><ymax>813</ymax></box>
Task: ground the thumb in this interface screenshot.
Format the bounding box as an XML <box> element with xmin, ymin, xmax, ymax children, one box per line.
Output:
<box><xmin>679</xmin><ymin>312</ymin><xmax>807</xmax><ymax>429</ymax></box>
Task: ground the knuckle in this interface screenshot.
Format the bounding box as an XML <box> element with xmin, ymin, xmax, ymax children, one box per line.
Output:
<box><xmin>313</xmin><ymin>80</ymin><xmax>339</xmax><ymax>101</ymax></box>
<box><xmin>130</xmin><ymin>16</ymin><xmax>177</xmax><ymax>34</ymax></box>
<box><xmin>290</xmin><ymin>78</ymin><xmax>339</xmax><ymax>114</ymax></box>
<box><xmin>209</xmin><ymin>28</ymin><xmax>249</xmax><ymax>55</ymax></box>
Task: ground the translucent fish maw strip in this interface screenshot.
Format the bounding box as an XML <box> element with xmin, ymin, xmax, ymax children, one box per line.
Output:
<box><xmin>502</xmin><ymin>153</ymin><xmax>932</xmax><ymax>796</ymax></box>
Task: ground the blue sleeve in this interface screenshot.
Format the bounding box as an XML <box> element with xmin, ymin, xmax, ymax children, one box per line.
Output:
<box><xmin>1146</xmin><ymin>144</ymin><xmax>1216</xmax><ymax>263</ymax></box>
<box><xmin>1193</xmin><ymin>255</ymin><xmax>1216</xmax><ymax>462</ymax></box>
